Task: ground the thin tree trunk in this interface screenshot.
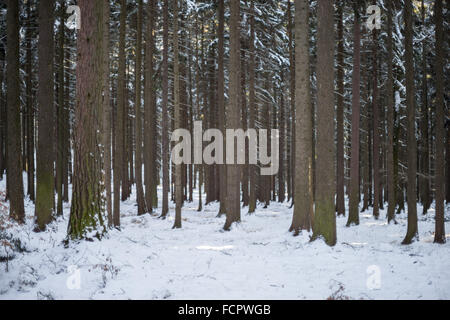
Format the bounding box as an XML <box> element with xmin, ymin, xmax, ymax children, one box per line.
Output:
<box><xmin>241</xmin><ymin>42</ymin><xmax>249</xmax><ymax>208</ymax></box>
<box><xmin>113</xmin><ymin>0</ymin><xmax>127</xmax><ymax>228</ymax></box>
<box><xmin>419</xmin><ymin>0</ymin><xmax>430</xmax><ymax>215</ymax></box>
<box><xmin>372</xmin><ymin>15</ymin><xmax>380</xmax><ymax>220</ymax></box>
<box><xmin>56</xmin><ymin>0</ymin><xmax>65</xmax><ymax>217</ymax></box>
<box><xmin>0</xmin><ymin>43</ymin><xmax>4</xmax><ymax>179</ymax></box>
<box><xmin>161</xmin><ymin>0</ymin><xmax>170</xmax><ymax>218</ymax></box>
<box><xmin>144</xmin><ymin>0</ymin><xmax>157</xmax><ymax>212</ymax></box>
<box><xmin>248</xmin><ymin>0</ymin><xmax>257</xmax><ymax>214</ymax></box>
<box><xmin>336</xmin><ymin>1</ymin><xmax>345</xmax><ymax>217</ymax></box>
<box><xmin>433</xmin><ymin>0</ymin><xmax>445</xmax><ymax>244</ymax></box>
<box><xmin>287</xmin><ymin>0</ymin><xmax>295</xmax><ymax>205</ymax></box>
<box><xmin>347</xmin><ymin>3</ymin><xmax>361</xmax><ymax>227</ymax></box>
<box><xmin>135</xmin><ymin>0</ymin><xmax>148</xmax><ymax>216</ymax></box>
<box><xmin>402</xmin><ymin>0</ymin><xmax>418</xmax><ymax>245</ymax></box>
<box><xmin>386</xmin><ymin>0</ymin><xmax>396</xmax><ymax>224</ymax></box>
<box><xmin>224</xmin><ymin>0</ymin><xmax>241</xmax><ymax>231</ymax></box>
<box><xmin>25</xmin><ymin>0</ymin><xmax>35</xmax><ymax>201</ymax></box>
<box><xmin>278</xmin><ymin>71</ymin><xmax>286</xmax><ymax>203</ymax></box>
<box><xmin>173</xmin><ymin>0</ymin><xmax>182</xmax><ymax>229</ymax></box>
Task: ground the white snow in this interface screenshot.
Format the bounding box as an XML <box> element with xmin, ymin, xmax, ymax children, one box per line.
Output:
<box><xmin>0</xmin><ymin>175</ymin><xmax>449</xmax><ymax>300</ymax></box>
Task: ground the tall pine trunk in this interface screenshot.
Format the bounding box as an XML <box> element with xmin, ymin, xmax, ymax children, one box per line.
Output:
<box><xmin>25</xmin><ymin>0</ymin><xmax>35</xmax><ymax>201</ymax></box>
<box><xmin>224</xmin><ymin>0</ymin><xmax>241</xmax><ymax>230</ymax></box>
<box><xmin>347</xmin><ymin>4</ymin><xmax>361</xmax><ymax>227</ymax></box>
<box><xmin>161</xmin><ymin>0</ymin><xmax>170</xmax><ymax>218</ymax></box>
<box><xmin>144</xmin><ymin>0</ymin><xmax>157</xmax><ymax>212</ymax></box>
<box><xmin>419</xmin><ymin>0</ymin><xmax>430</xmax><ymax>215</ymax></box>
<box><xmin>433</xmin><ymin>0</ymin><xmax>445</xmax><ymax>244</ymax></box>
<box><xmin>68</xmin><ymin>0</ymin><xmax>106</xmax><ymax>240</ymax></box>
<box><xmin>113</xmin><ymin>0</ymin><xmax>127</xmax><ymax>228</ymax></box>
<box><xmin>56</xmin><ymin>0</ymin><xmax>65</xmax><ymax>217</ymax></box>
<box><xmin>402</xmin><ymin>0</ymin><xmax>418</xmax><ymax>245</ymax></box>
<box><xmin>290</xmin><ymin>0</ymin><xmax>313</xmax><ymax>235</ymax></box>
<box><xmin>335</xmin><ymin>2</ymin><xmax>345</xmax><ymax>217</ymax></box>
<box><xmin>135</xmin><ymin>0</ymin><xmax>148</xmax><ymax>216</ymax></box>
<box><xmin>6</xmin><ymin>0</ymin><xmax>25</xmax><ymax>223</ymax></box>
<box><xmin>36</xmin><ymin>0</ymin><xmax>55</xmax><ymax>230</ymax></box>
<box><xmin>248</xmin><ymin>0</ymin><xmax>257</xmax><ymax>214</ymax></box>
<box><xmin>386</xmin><ymin>0</ymin><xmax>396</xmax><ymax>224</ymax></box>
<box><xmin>102</xmin><ymin>0</ymin><xmax>112</xmax><ymax>227</ymax></box>
<box><xmin>173</xmin><ymin>0</ymin><xmax>182</xmax><ymax>229</ymax></box>
<box><xmin>312</xmin><ymin>0</ymin><xmax>336</xmax><ymax>246</ymax></box>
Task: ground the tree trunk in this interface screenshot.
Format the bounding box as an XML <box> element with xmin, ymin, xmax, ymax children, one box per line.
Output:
<box><xmin>217</xmin><ymin>0</ymin><xmax>227</xmax><ymax>216</ymax></box>
<box><xmin>248</xmin><ymin>0</ymin><xmax>257</xmax><ymax>214</ymax></box>
<box><xmin>144</xmin><ymin>0</ymin><xmax>157</xmax><ymax>212</ymax></box>
<box><xmin>290</xmin><ymin>0</ymin><xmax>313</xmax><ymax>235</ymax></box>
<box><xmin>113</xmin><ymin>0</ymin><xmax>127</xmax><ymax>228</ymax></box>
<box><xmin>25</xmin><ymin>0</ymin><xmax>35</xmax><ymax>201</ymax></box>
<box><xmin>241</xmin><ymin>43</ymin><xmax>249</xmax><ymax>207</ymax></box>
<box><xmin>6</xmin><ymin>0</ymin><xmax>25</xmax><ymax>223</ymax></box>
<box><xmin>312</xmin><ymin>0</ymin><xmax>336</xmax><ymax>246</ymax></box>
<box><xmin>336</xmin><ymin>2</ymin><xmax>345</xmax><ymax>217</ymax></box>
<box><xmin>0</xmin><ymin>42</ymin><xmax>4</xmax><ymax>179</ymax></box>
<box><xmin>347</xmin><ymin>4</ymin><xmax>361</xmax><ymax>227</ymax></box>
<box><xmin>224</xmin><ymin>0</ymin><xmax>241</xmax><ymax>230</ymax></box>
<box><xmin>278</xmin><ymin>71</ymin><xmax>286</xmax><ymax>203</ymax></box>
<box><xmin>68</xmin><ymin>0</ymin><xmax>106</xmax><ymax>240</ymax></box>
<box><xmin>36</xmin><ymin>0</ymin><xmax>55</xmax><ymax>230</ymax></box>
<box><xmin>386</xmin><ymin>0</ymin><xmax>396</xmax><ymax>224</ymax></box>
<box><xmin>173</xmin><ymin>0</ymin><xmax>182</xmax><ymax>229</ymax></box>
<box><xmin>102</xmin><ymin>0</ymin><xmax>112</xmax><ymax>227</ymax></box>
<box><xmin>56</xmin><ymin>0</ymin><xmax>65</xmax><ymax>217</ymax></box>
<box><xmin>433</xmin><ymin>0</ymin><xmax>445</xmax><ymax>244</ymax></box>
<box><xmin>402</xmin><ymin>0</ymin><xmax>418</xmax><ymax>245</ymax></box>
<box><xmin>419</xmin><ymin>0</ymin><xmax>430</xmax><ymax>215</ymax></box>
<box><xmin>135</xmin><ymin>0</ymin><xmax>148</xmax><ymax>216</ymax></box>
<box><xmin>161</xmin><ymin>0</ymin><xmax>170</xmax><ymax>218</ymax></box>
<box><xmin>372</xmin><ymin>16</ymin><xmax>380</xmax><ymax>220</ymax></box>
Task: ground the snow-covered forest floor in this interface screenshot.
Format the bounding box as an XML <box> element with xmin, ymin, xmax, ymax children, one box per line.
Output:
<box><xmin>1</xmin><ymin>175</ymin><xmax>450</xmax><ymax>300</ymax></box>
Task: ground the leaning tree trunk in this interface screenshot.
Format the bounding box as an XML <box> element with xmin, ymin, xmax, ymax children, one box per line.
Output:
<box><xmin>312</xmin><ymin>0</ymin><xmax>336</xmax><ymax>246</ymax></box>
<box><xmin>6</xmin><ymin>0</ymin><xmax>25</xmax><ymax>223</ymax></box>
<box><xmin>68</xmin><ymin>0</ymin><xmax>106</xmax><ymax>240</ymax></box>
<box><xmin>290</xmin><ymin>0</ymin><xmax>313</xmax><ymax>235</ymax></box>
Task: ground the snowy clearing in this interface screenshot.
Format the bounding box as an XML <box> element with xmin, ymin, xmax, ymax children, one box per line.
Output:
<box><xmin>1</xmin><ymin>178</ymin><xmax>449</xmax><ymax>300</ymax></box>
